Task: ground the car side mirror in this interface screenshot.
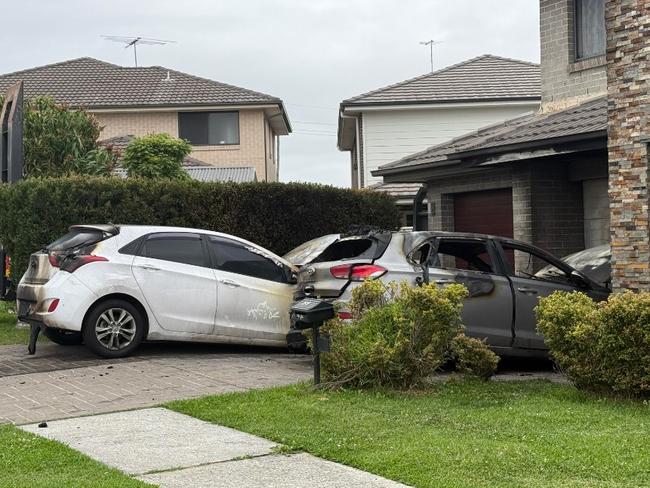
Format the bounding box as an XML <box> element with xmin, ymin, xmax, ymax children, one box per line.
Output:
<box><xmin>286</xmin><ymin>268</ymin><xmax>298</xmax><ymax>284</ymax></box>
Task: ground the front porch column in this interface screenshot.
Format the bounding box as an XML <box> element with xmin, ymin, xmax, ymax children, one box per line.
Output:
<box><xmin>607</xmin><ymin>0</ymin><xmax>650</xmax><ymax>291</ymax></box>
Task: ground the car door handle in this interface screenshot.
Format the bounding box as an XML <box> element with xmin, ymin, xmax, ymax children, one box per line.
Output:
<box><xmin>435</xmin><ymin>279</ymin><xmax>454</xmax><ymax>284</ymax></box>
<box><xmin>517</xmin><ymin>287</ymin><xmax>538</xmax><ymax>295</ymax></box>
<box><xmin>219</xmin><ymin>278</ymin><xmax>240</xmax><ymax>287</ymax></box>
<box><xmin>137</xmin><ymin>264</ymin><xmax>160</xmax><ymax>271</ymax></box>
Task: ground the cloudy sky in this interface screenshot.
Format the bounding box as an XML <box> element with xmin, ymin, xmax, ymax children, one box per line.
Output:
<box><xmin>1</xmin><ymin>0</ymin><xmax>540</xmax><ymax>187</ymax></box>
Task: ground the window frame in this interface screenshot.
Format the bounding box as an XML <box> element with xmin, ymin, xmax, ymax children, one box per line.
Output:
<box><xmin>429</xmin><ymin>237</ymin><xmax>501</xmax><ymax>275</ymax></box>
<box><xmin>495</xmin><ymin>241</ymin><xmax>576</xmax><ymax>284</ymax></box>
<box><xmin>138</xmin><ymin>232</ymin><xmax>210</xmax><ymax>268</ymax></box>
<box><xmin>574</xmin><ymin>0</ymin><xmax>606</xmax><ymax>61</ymax></box>
<box><xmin>178</xmin><ymin>111</ymin><xmax>240</xmax><ymax>146</ymax></box>
<box><xmin>206</xmin><ymin>235</ymin><xmax>289</xmax><ymax>284</ymax></box>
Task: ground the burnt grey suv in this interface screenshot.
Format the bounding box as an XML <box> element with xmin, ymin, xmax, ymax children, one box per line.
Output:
<box><xmin>284</xmin><ymin>230</ymin><xmax>609</xmax><ymax>357</ymax></box>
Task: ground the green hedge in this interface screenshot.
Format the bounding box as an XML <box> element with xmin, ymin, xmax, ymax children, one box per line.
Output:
<box><xmin>0</xmin><ymin>177</ymin><xmax>400</xmax><ymax>279</ymax></box>
<box><xmin>537</xmin><ymin>291</ymin><xmax>650</xmax><ymax>397</ymax></box>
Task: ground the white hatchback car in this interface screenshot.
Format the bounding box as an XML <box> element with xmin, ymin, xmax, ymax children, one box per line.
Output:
<box><xmin>17</xmin><ymin>225</ymin><xmax>298</xmax><ymax>358</ymax></box>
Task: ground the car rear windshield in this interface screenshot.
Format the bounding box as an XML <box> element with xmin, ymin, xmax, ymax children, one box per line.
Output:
<box><xmin>47</xmin><ymin>229</ymin><xmax>107</xmax><ymax>252</ymax></box>
<box><xmin>283</xmin><ymin>235</ymin><xmax>340</xmax><ymax>266</ymax></box>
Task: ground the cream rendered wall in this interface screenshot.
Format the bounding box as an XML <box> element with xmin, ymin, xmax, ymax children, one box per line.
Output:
<box><xmin>361</xmin><ymin>103</ymin><xmax>539</xmax><ymax>187</ymax></box>
<box><xmin>93</xmin><ymin>109</ymin><xmax>273</xmax><ymax>181</ymax></box>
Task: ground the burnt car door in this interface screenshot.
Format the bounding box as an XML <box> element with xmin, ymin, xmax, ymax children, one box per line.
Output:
<box><xmin>496</xmin><ymin>241</ymin><xmax>592</xmax><ymax>350</ymax></box>
<box><xmin>421</xmin><ymin>237</ymin><xmax>514</xmax><ymax>347</ymax></box>
<box><xmin>207</xmin><ymin>235</ymin><xmax>294</xmax><ymax>343</ymax></box>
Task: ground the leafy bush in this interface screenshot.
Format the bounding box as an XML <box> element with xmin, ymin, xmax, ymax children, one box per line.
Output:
<box><xmin>0</xmin><ymin>177</ymin><xmax>400</xmax><ymax>279</ymax></box>
<box><xmin>123</xmin><ymin>134</ymin><xmax>191</xmax><ymax>179</ymax></box>
<box><xmin>450</xmin><ymin>335</ymin><xmax>499</xmax><ymax>380</ymax></box>
<box><xmin>22</xmin><ymin>97</ymin><xmax>102</xmax><ymax>177</ymax></box>
<box><xmin>70</xmin><ymin>147</ymin><xmax>119</xmax><ymax>176</ymax></box>
<box><xmin>321</xmin><ymin>281</ymin><xmax>469</xmax><ymax>388</ymax></box>
<box><xmin>537</xmin><ymin>291</ymin><xmax>650</xmax><ymax>397</ymax></box>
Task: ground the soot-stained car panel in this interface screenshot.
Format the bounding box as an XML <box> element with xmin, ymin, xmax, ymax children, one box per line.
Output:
<box><xmin>285</xmin><ymin>230</ymin><xmax>609</xmax><ymax>356</ymax></box>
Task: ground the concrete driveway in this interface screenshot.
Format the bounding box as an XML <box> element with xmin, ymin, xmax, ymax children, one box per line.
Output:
<box><xmin>0</xmin><ymin>341</ymin><xmax>311</xmax><ymax>424</ymax></box>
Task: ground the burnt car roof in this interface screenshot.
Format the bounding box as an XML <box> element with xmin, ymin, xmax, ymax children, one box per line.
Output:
<box><xmin>400</xmin><ymin>230</ymin><xmax>520</xmax><ymax>252</ymax></box>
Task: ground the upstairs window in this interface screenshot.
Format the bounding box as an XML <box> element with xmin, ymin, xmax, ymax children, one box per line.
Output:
<box><xmin>178</xmin><ymin>111</ymin><xmax>240</xmax><ymax>145</ymax></box>
<box><xmin>575</xmin><ymin>0</ymin><xmax>606</xmax><ymax>60</ymax></box>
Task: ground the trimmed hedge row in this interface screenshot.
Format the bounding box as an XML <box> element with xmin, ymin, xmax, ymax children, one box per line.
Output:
<box><xmin>0</xmin><ymin>177</ymin><xmax>400</xmax><ymax>279</ymax></box>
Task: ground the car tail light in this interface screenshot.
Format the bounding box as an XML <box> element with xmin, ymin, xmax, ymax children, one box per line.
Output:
<box><xmin>330</xmin><ymin>264</ymin><xmax>387</xmax><ymax>281</ymax></box>
<box><xmin>60</xmin><ymin>255</ymin><xmax>108</xmax><ymax>273</ymax></box>
<box><xmin>48</xmin><ymin>253</ymin><xmax>60</xmax><ymax>268</ymax></box>
<box><xmin>47</xmin><ymin>299</ymin><xmax>60</xmax><ymax>313</ymax></box>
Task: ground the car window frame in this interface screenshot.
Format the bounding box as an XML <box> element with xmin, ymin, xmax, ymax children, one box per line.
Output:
<box><xmin>494</xmin><ymin>240</ymin><xmax>579</xmax><ymax>283</ymax></box>
<box><xmin>136</xmin><ymin>232</ymin><xmax>211</xmax><ymax>269</ymax></box>
<box><xmin>428</xmin><ymin>237</ymin><xmax>503</xmax><ymax>276</ymax></box>
<box><xmin>205</xmin><ymin>234</ymin><xmax>290</xmax><ymax>284</ymax></box>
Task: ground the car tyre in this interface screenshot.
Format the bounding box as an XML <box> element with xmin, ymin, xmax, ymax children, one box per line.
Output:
<box><xmin>83</xmin><ymin>299</ymin><xmax>145</xmax><ymax>358</ymax></box>
<box><xmin>43</xmin><ymin>328</ymin><xmax>83</xmax><ymax>346</ymax></box>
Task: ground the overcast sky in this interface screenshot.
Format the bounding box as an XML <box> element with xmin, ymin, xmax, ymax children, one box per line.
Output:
<box><xmin>1</xmin><ymin>0</ymin><xmax>540</xmax><ymax>187</ymax></box>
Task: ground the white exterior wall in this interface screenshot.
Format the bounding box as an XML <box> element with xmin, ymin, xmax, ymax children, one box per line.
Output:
<box><xmin>360</xmin><ymin>103</ymin><xmax>539</xmax><ymax>187</ymax></box>
<box><xmin>583</xmin><ymin>178</ymin><xmax>610</xmax><ymax>248</ymax></box>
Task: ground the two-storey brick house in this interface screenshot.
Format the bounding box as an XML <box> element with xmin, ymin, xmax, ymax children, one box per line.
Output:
<box><xmin>374</xmin><ymin>0</ymin><xmax>648</xmax><ymax>291</ymax></box>
<box><xmin>0</xmin><ymin>57</ymin><xmax>291</xmax><ymax>182</ymax></box>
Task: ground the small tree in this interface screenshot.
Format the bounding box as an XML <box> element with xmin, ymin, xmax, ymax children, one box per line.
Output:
<box><xmin>122</xmin><ymin>133</ymin><xmax>191</xmax><ymax>179</ymax></box>
<box><xmin>22</xmin><ymin>97</ymin><xmax>104</xmax><ymax>177</ymax></box>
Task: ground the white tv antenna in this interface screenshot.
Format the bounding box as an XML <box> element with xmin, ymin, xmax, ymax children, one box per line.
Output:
<box><xmin>101</xmin><ymin>36</ymin><xmax>177</xmax><ymax>67</ymax></box>
<box><xmin>419</xmin><ymin>39</ymin><xmax>444</xmax><ymax>73</ymax></box>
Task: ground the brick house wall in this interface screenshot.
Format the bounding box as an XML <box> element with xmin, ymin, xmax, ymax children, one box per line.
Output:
<box><xmin>540</xmin><ymin>0</ymin><xmax>607</xmax><ymax>110</ymax></box>
<box><xmin>93</xmin><ymin>109</ymin><xmax>276</xmax><ymax>182</ymax></box>
<box><xmin>607</xmin><ymin>0</ymin><xmax>650</xmax><ymax>291</ymax></box>
<box><xmin>426</xmin><ymin>159</ymin><xmax>585</xmax><ymax>269</ymax></box>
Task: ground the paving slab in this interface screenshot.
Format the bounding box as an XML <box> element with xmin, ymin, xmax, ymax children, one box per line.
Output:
<box><xmin>139</xmin><ymin>452</ymin><xmax>410</xmax><ymax>488</ymax></box>
<box><xmin>1</xmin><ymin>342</ymin><xmax>311</xmax><ymax>424</ymax></box>
<box><xmin>20</xmin><ymin>407</ymin><xmax>277</xmax><ymax>475</ymax></box>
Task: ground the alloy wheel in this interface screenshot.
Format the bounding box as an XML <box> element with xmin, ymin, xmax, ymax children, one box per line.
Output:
<box><xmin>94</xmin><ymin>308</ymin><xmax>136</xmax><ymax>351</ymax></box>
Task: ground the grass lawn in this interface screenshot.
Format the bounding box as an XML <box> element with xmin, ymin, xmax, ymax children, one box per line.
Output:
<box><xmin>0</xmin><ymin>425</ymin><xmax>151</xmax><ymax>488</ymax></box>
<box><xmin>0</xmin><ymin>301</ymin><xmax>30</xmax><ymax>346</ymax></box>
<box><xmin>168</xmin><ymin>380</ymin><xmax>650</xmax><ymax>488</ymax></box>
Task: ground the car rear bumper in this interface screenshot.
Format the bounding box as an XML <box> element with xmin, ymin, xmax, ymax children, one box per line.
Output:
<box><xmin>17</xmin><ymin>271</ymin><xmax>97</xmax><ymax>332</ymax></box>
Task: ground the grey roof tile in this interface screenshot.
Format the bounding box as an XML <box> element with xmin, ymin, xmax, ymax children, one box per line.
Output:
<box><xmin>343</xmin><ymin>55</ymin><xmax>541</xmax><ymax>106</ymax></box>
<box><xmin>368</xmin><ymin>182</ymin><xmax>423</xmax><ymax>198</ymax></box>
<box><xmin>376</xmin><ymin>96</ymin><xmax>607</xmax><ymax>173</ymax></box>
<box><xmin>113</xmin><ymin>165</ymin><xmax>257</xmax><ymax>183</ymax></box>
<box><xmin>0</xmin><ymin>57</ymin><xmax>282</xmax><ymax>108</ymax></box>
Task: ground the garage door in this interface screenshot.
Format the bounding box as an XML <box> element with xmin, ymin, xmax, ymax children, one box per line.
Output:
<box><xmin>453</xmin><ymin>188</ymin><xmax>513</xmax><ymax>238</ymax></box>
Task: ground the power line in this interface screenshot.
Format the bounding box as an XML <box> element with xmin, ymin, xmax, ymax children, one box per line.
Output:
<box><xmin>294</xmin><ymin>120</ymin><xmax>337</xmax><ymax>126</ymax></box>
<box><xmin>286</xmin><ymin>103</ymin><xmax>337</xmax><ymax>111</ymax></box>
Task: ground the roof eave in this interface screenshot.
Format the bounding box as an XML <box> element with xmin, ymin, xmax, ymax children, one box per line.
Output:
<box><xmin>340</xmin><ymin>96</ymin><xmax>541</xmax><ymax>110</ymax></box>
<box><xmin>452</xmin><ymin>129</ymin><xmax>607</xmax><ymax>160</ymax></box>
<box><xmin>373</xmin><ymin>129</ymin><xmax>607</xmax><ymax>177</ymax></box>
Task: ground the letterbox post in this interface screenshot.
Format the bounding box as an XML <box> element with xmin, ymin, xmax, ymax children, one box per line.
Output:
<box><xmin>312</xmin><ymin>324</ymin><xmax>321</xmax><ymax>385</ymax></box>
<box><xmin>289</xmin><ymin>298</ymin><xmax>334</xmax><ymax>388</ymax></box>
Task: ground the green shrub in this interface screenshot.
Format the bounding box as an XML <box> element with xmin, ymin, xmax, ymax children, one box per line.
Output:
<box><xmin>321</xmin><ymin>281</ymin><xmax>469</xmax><ymax>388</ymax></box>
<box><xmin>450</xmin><ymin>335</ymin><xmax>499</xmax><ymax>380</ymax></box>
<box><xmin>0</xmin><ymin>177</ymin><xmax>400</xmax><ymax>279</ymax></box>
<box><xmin>70</xmin><ymin>147</ymin><xmax>119</xmax><ymax>176</ymax></box>
<box><xmin>23</xmin><ymin>97</ymin><xmax>101</xmax><ymax>177</ymax></box>
<box><xmin>537</xmin><ymin>291</ymin><xmax>650</xmax><ymax>397</ymax></box>
<box><xmin>123</xmin><ymin>133</ymin><xmax>191</xmax><ymax>179</ymax></box>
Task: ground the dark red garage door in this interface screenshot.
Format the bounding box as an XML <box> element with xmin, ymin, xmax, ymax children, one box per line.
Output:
<box><xmin>453</xmin><ymin>188</ymin><xmax>513</xmax><ymax>238</ymax></box>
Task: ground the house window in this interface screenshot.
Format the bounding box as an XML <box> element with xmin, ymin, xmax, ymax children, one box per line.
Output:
<box><xmin>575</xmin><ymin>0</ymin><xmax>606</xmax><ymax>60</ymax></box>
<box><xmin>178</xmin><ymin>111</ymin><xmax>240</xmax><ymax>145</ymax></box>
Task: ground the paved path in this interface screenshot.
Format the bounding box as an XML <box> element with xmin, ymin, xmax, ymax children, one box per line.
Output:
<box><xmin>22</xmin><ymin>407</ymin><xmax>408</xmax><ymax>488</ymax></box>
<box><xmin>0</xmin><ymin>342</ymin><xmax>311</xmax><ymax>424</ymax></box>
